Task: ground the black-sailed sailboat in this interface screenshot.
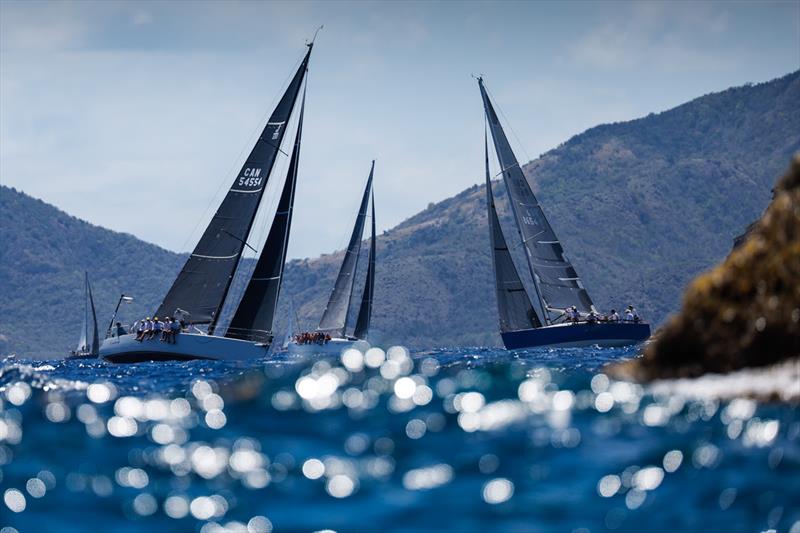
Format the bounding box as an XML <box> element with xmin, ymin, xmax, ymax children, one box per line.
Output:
<box><xmin>100</xmin><ymin>43</ymin><xmax>314</xmax><ymax>363</ymax></box>
<box><xmin>479</xmin><ymin>78</ymin><xmax>650</xmax><ymax>349</ymax></box>
<box><xmin>68</xmin><ymin>272</ymin><xmax>100</xmax><ymax>360</ymax></box>
<box><xmin>288</xmin><ymin>161</ymin><xmax>377</xmax><ymax>355</ymax></box>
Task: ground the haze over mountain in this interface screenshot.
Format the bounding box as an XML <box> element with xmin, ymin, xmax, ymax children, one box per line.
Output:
<box><xmin>1</xmin><ymin>71</ymin><xmax>797</xmax><ymax>357</ymax></box>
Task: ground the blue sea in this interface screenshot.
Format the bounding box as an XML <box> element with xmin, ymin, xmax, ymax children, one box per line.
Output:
<box><xmin>0</xmin><ymin>346</ymin><xmax>797</xmax><ymax>532</ymax></box>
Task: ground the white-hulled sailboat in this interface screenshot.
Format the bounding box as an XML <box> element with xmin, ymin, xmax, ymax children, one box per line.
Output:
<box><xmin>478</xmin><ymin>78</ymin><xmax>650</xmax><ymax>349</ymax></box>
<box><xmin>67</xmin><ymin>272</ymin><xmax>100</xmax><ymax>360</ymax></box>
<box><xmin>287</xmin><ymin>162</ymin><xmax>376</xmax><ymax>356</ymax></box>
<box><xmin>101</xmin><ymin>43</ymin><xmax>313</xmax><ymax>363</ymax></box>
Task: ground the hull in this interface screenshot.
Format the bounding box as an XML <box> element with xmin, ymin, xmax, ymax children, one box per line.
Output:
<box><xmin>65</xmin><ymin>353</ymin><xmax>99</xmax><ymax>361</ymax></box>
<box><xmin>501</xmin><ymin>322</ymin><xmax>651</xmax><ymax>350</ymax></box>
<box><xmin>100</xmin><ymin>333</ymin><xmax>270</xmax><ymax>363</ymax></box>
<box><xmin>286</xmin><ymin>338</ymin><xmax>369</xmax><ymax>357</ymax></box>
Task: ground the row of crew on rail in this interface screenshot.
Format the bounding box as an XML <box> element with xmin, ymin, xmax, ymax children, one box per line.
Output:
<box><xmin>132</xmin><ymin>317</ymin><xmax>185</xmax><ymax>344</ymax></box>
<box><xmin>294</xmin><ymin>331</ymin><xmax>332</xmax><ymax>345</ymax></box>
<box><xmin>564</xmin><ymin>305</ymin><xmax>641</xmax><ymax>324</ymax></box>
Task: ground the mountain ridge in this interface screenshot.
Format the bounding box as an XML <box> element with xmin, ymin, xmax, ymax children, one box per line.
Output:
<box><xmin>1</xmin><ymin>70</ymin><xmax>798</xmax><ymax>357</ymax></box>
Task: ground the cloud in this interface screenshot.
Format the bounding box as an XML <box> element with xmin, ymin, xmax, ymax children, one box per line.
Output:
<box><xmin>567</xmin><ymin>2</ymin><xmax>739</xmax><ymax>72</ymax></box>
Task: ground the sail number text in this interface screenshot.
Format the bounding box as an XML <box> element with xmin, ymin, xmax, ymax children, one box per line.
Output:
<box><xmin>239</xmin><ymin>168</ymin><xmax>263</xmax><ymax>187</ymax></box>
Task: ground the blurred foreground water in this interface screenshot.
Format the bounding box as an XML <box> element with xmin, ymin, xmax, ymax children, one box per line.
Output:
<box><xmin>0</xmin><ymin>346</ymin><xmax>797</xmax><ymax>532</ymax></box>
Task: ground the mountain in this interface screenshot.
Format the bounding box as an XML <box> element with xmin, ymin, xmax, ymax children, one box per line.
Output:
<box><xmin>0</xmin><ymin>189</ymin><xmax>185</xmax><ymax>357</ymax></box>
<box><xmin>283</xmin><ymin>71</ymin><xmax>800</xmax><ymax>347</ymax></box>
<box><xmin>1</xmin><ymin>71</ymin><xmax>798</xmax><ymax>357</ymax></box>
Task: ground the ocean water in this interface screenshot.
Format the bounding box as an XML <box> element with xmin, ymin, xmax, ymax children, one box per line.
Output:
<box><xmin>0</xmin><ymin>346</ymin><xmax>797</xmax><ymax>533</ymax></box>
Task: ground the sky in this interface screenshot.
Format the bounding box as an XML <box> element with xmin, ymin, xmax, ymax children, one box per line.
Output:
<box><xmin>1</xmin><ymin>0</ymin><xmax>798</xmax><ymax>259</ymax></box>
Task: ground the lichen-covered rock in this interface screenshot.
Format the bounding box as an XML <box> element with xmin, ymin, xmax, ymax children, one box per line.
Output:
<box><xmin>611</xmin><ymin>155</ymin><xmax>800</xmax><ymax>380</ymax></box>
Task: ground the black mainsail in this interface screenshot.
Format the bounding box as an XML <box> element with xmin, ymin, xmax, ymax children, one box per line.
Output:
<box><xmin>318</xmin><ymin>161</ymin><xmax>375</xmax><ymax>337</ymax></box>
<box><xmin>479</xmin><ymin>78</ymin><xmax>594</xmax><ymax>323</ymax></box>
<box><xmin>352</xmin><ymin>189</ymin><xmax>376</xmax><ymax>340</ymax></box>
<box><xmin>225</xmin><ymin>92</ymin><xmax>306</xmax><ymax>342</ymax></box>
<box><xmin>76</xmin><ymin>272</ymin><xmax>99</xmax><ymax>356</ymax></box>
<box><xmin>156</xmin><ymin>46</ymin><xmax>312</xmax><ymax>329</ymax></box>
<box><xmin>484</xmin><ymin>133</ymin><xmax>541</xmax><ymax>332</ymax></box>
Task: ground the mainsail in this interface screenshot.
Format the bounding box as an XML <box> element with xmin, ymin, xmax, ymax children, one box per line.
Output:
<box><xmin>352</xmin><ymin>188</ymin><xmax>376</xmax><ymax>340</ymax></box>
<box><xmin>318</xmin><ymin>161</ymin><xmax>375</xmax><ymax>336</ymax></box>
<box><xmin>76</xmin><ymin>272</ymin><xmax>99</xmax><ymax>356</ymax></box>
<box><xmin>484</xmin><ymin>134</ymin><xmax>541</xmax><ymax>332</ymax></box>
<box><xmin>225</xmin><ymin>93</ymin><xmax>306</xmax><ymax>342</ymax></box>
<box><xmin>156</xmin><ymin>46</ymin><xmax>312</xmax><ymax>329</ymax></box>
<box><xmin>479</xmin><ymin>78</ymin><xmax>594</xmax><ymax>321</ymax></box>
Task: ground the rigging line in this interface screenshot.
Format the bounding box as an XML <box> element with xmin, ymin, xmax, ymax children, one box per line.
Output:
<box><xmin>221</xmin><ymin>229</ymin><xmax>258</xmax><ymax>254</ymax></box>
<box><xmin>483</xmin><ymin>83</ymin><xmax>535</xmax><ymax>167</ymax></box>
<box><xmin>177</xmin><ymin>53</ymin><xmax>306</xmax><ymax>253</ymax></box>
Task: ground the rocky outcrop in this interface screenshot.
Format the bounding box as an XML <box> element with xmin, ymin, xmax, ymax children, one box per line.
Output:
<box><xmin>612</xmin><ymin>155</ymin><xmax>800</xmax><ymax>380</ymax></box>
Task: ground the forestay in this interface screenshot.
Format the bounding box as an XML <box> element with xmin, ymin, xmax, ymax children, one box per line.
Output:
<box><xmin>479</xmin><ymin>78</ymin><xmax>594</xmax><ymax>319</ymax></box>
<box><xmin>226</xmin><ymin>92</ymin><xmax>306</xmax><ymax>342</ymax></box>
<box><xmin>318</xmin><ymin>162</ymin><xmax>375</xmax><ymax>337</ymax></box>
<box><xmin>156</xmin><ymin>46</ymin><xmax>312</xmax><ymax>328</ymax></box>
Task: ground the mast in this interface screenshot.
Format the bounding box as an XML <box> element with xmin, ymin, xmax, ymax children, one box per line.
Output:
<box><xmin>318</xmin><ymin>162</ymin><xmax>374</xmax><ymax>337</ymax></box>
<box><xmin>484</xmin><ymin>131</ymin><xmax>541</xmax><ymax>332</ymax></box>
<box><xmin>155</xmin><ymin>45</ymin><xmax>312</xmax><ymax>331</ymax></box>
<box><xmin>353</xmin><ymin>186</ymin><xmax>376</xmax><ymax>340</ymax></box>
<box><xmin>478</xmin><ymin>78</ymin><xmax>594</xmax><ymax>322</ymax></box>
<box><xmin>226</xmin><ymin>91</ymin><xmax>306</xmax><ymax>342</ymax></box>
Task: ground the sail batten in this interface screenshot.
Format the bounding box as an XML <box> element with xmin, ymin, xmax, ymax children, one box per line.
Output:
<box><xmin>318</xmin><ymin>162</ymin><xmax>375</xmax><ymax>337</ymax></box>
<box><xmin>225</xmin><ymin>91</ymin><xmax>307</xmax><ymax>342</ymax></box>
<box><xmin>479</xmin><ymin>78</ymin><xmax>595</xmax><ymax>321</ymax></box>
<box><xmin>155</xmin><ymin>46</ymin><xmax>312</xmax><ymax>328</ymax></box>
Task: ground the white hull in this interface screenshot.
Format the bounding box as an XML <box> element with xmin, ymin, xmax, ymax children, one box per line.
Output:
<box><xmin>100</xmin><ymin>333</ymin><xmax>270</xmax><ymax>363</ymax></box>
<box><xmin>286</xmin><ymin>338</ymin><xmax>369</xmax><ymax>357</ymax></box>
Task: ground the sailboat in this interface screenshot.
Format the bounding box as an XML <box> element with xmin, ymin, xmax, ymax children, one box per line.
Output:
<box><xmin>479</xmin><ymin>78</ymin><xmax>650</xmax><ymax>349</ymax></box>
<box><xmin>100</xmin><ymin>43</ymin><xmax>313</xmax><ymax>363</ymax></box>
<box><xmin>287</xmin><ymin>161</ymin><xmax>376</xmax><ymax>356</ymax></box>
<box><xmin>67</xmin><ymin>272</ymin><xmax>100</xmax><ymax>360</ymax></box>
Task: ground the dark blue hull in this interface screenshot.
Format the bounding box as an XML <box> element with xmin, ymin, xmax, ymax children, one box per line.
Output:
<box><xmin>501</xmin><ymin>322</ymin><xmax>651</xmax><ymax>350</ymax></box>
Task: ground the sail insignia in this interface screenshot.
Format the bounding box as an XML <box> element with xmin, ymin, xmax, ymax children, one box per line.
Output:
<box><xmin>155</xmin><ymin>46</ymin><xmax>312</xmax><ymax>329</ymax></box>
<box><xmin>318</xmin><ymin>161</ymin><xmax>375</xmax><ymax>337</ymax></box>
<box><xmin>479</xmin><ymin>78</ymin><xmax>594</xmax><ymax>322</ymax></box>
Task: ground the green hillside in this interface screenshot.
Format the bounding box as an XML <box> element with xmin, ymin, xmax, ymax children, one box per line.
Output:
<box><xmin>0</xmin><ymin>189</ymin><xmax>184</xmax><ymax>356</ymax></box>
<box><xmin>2</xmin><ymin>71</ymin><xmax>798</xmax><ymax>357</ymax></box>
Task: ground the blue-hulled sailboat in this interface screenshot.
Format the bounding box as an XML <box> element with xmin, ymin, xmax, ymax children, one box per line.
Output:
<box><xmin>479</xmin><ymin>78</ymin><xmax>650</xmax><ymax>349</ymax></box>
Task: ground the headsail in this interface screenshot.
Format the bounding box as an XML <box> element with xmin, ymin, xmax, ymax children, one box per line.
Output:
<box><xmin>156</xmin><ymin>46</ymin><xmax>312</xmax><ymax>329</ymax></box>
<box><xmin>318</xmin><ymin>161</ymin><xmax>374</xmax><ymax>337</ymax></box>
<box><xmin>479</xmin><ymin>78</ymin><xmax>594</xmax><ymax>321</ymax></box>
<box><xmin>484</xmin><ymin>134</ymin><xmax>541</xmax><ymax>332</ymax></box>
<box><xmin>226</xmin><ymin>92</ymin><xmax>306</xmax><ymax>342</ymax></box>
<box><xmin>76</xmin><ymin>272</ymin><xmax>99</xmax><ymax>356</ymax></box>
<box><xmin>353</xmin><ymin>187</ymin><xmax>376</xmax><ymax>340</ymax></box>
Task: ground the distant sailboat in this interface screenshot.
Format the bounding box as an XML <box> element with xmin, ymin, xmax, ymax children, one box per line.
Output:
<box><xmin>68</xmin><ymin>272</ymin><xmax>99</xmax><ymax>359</ymax></box>
<box><xmin>288</xmin><ymin>161</ymin><xmax>376</xmax><ymax>355</ymax></box>
<box><xmin>478</xmin><ymin>78</ymin><xmax>650</xmax><ymax>349</ymax></box>
<box><xmin>100</xmin><ymin>43</ymin><xmax>314</xmax><ymax>363</ymax></box>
